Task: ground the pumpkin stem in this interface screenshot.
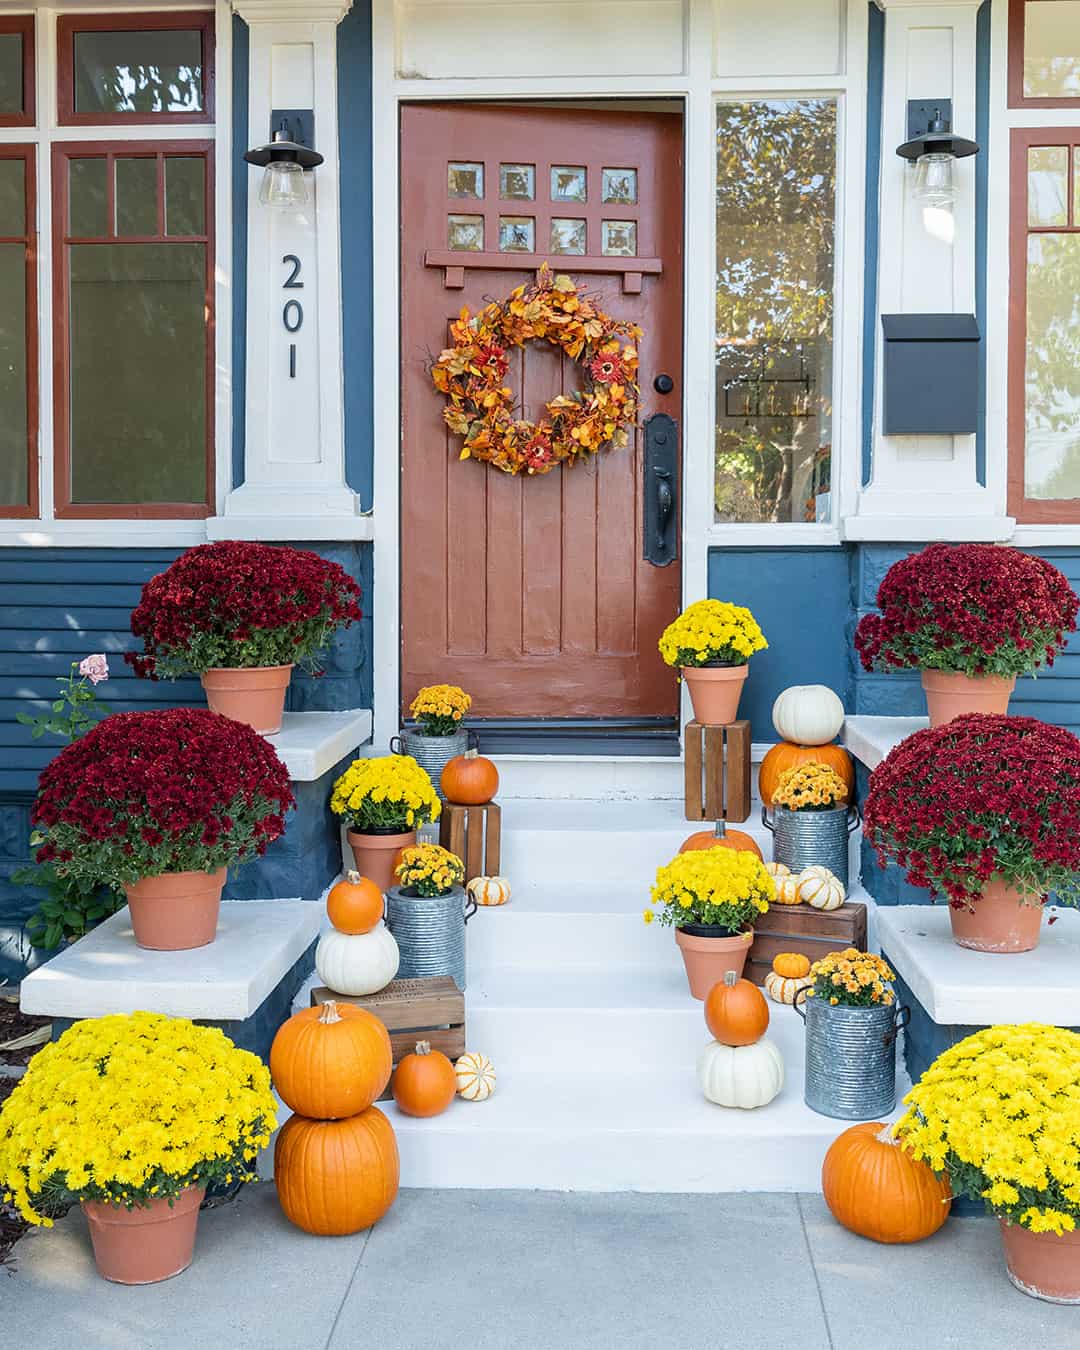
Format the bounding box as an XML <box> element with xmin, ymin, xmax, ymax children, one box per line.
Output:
<box><xmin>876</xmin><ymin>1123</ymin><xmax>899</xmax><ymax>1146</ymax></box>
<box><xmin>319</xmin><ymin>1002</ymin><xmax>343</xmax><ymax>1025</ymax></box>
<box><xmin>714</xmin><ymin>820</ymin><xmax>727</xmax><ymax>838</ymax></box>
<box><xmin>345</xmin><ymin>869</ymin><xmax>361</xmax><ymax>885</ymax></box>
<box><xmin>464</xmin><ymin>749</ymin><xmax>478</xmax><ymax>761</ymax></box>
<box><xmin>724</xmin><ymin>970</ymin><xmax>737</xmax><ymax>987</ymax></box>
<box><xmin>415</xmin><ymin>1040</ymin><xmax>432</xmax><ymax>1055</ymax></box>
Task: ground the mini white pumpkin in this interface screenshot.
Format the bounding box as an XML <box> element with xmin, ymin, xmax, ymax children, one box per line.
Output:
<box><xmin>796</xmin><ymin>865</ymin><xmax>845</xmax><ymax>911</ymax></box>
<box><xmin>765</xmin><ymin>861</ymin><xmax>791</xmax><ymax>880</ymax></box>
<box><xmin>315</xmin><ymin>919</ymin><xmax>400</xmax><ymax>996</ymax></box>
<box><xmin>467</xmin><ymin>876</ymin><xmax>511</xmax><ymax>907</ymax></box>
<box><xmin>771</xmin><ymin>685</ymin><xmax>845</xmax><ymax>747</ymax></box>
<box><xmin>772</xmin><ymin>874</ymin><xmax>803</xmax><ymax>906</ymax></box>
<box><xmin>454</xmin><ymin>1051</ymin><xmax>496</xmax><ymax>1101</ymax></box>
<box><xmin>697</xmin><ymin>1037</ymin><xmax>784</xmax><ymax>1109</ymax></box>
<box><xmin>764</xmin><ymin>970</ymin><xmax>814</xmax><ymax>1005</ymax></box>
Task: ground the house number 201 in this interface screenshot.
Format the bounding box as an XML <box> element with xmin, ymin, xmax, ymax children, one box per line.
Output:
<box><xmin>282</xmin><ymin>254</ymin><xmax>304</xmax><ymax>378</ymax></box>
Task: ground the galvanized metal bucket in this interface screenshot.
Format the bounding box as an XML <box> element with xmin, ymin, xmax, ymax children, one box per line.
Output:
<box><xmin>762</xmin><ymin>804</ymin><xmax>859</xmax><ymax>888</ymax></box>
<box><xmin>390</xmin><ymin>729</ymin><xmax>474</xmax><ymax>800</ymax></box>
<box><xmin>385</xmin><ymin>885</ymin><xmax>477</xmax><ymax>992</ymax></box>
<box><xmin>796</xmin><ymin>994</ymin><xmax>909</xmax><ymax>1120</ymax></box>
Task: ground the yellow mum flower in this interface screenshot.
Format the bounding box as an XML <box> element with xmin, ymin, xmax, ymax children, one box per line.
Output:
<box><xmin>658</xmin><ymin>598</ymin><xmax>768</xmax><ymax>669</ymax></box>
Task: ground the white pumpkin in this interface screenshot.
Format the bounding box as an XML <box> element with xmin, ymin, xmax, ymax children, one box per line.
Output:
<box><xmin>772</xmin><ymin>874</ymin><xmax>803</xmax><ymax>906</ymax></box>
<box><xmin>454</xmin><ymin>1051</ymin><xmax>496</xmax><ymax>1101</ymax></box>
<box><xmin>697</xmin><ymin>1037</ymin><xmax>784</xmax><ymax>1109</ymax></box>
<box><xmin>765</xmin><ymin>861</ymin><xmax>791</xmax><ymax>880</ymax></box>
<box><xmin>764</xmin><ymin>970</ymin><xmax>814</xmax><ymax>1005</ymax></box>
<box><xmin>796</xmin><ymin>865</ymin><xmax>845</xmax><ymax>911</ymax></box>
<box><xmin>771</xmin><ymin>685</ymin><xmax>845</xmax><ymax>747</ymax></box>
<box><xmin>467</xmin><ymin>876</ymin><xmax>511</xmax><ymax>907</ymax></box>
<box><xmin>315</xmin><ymin>920</ymin><xmax>399</xmax><ymax>996</ymax></box>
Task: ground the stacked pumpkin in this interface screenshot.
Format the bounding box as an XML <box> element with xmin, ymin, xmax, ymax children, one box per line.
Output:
<box><xmin>697</xmin><ymin>971</ymin><xmax>784</xmax><ymax>1109</ymax></box>
<box><xmin>767</xmin><ymin>862</ymin><xmax>846</xmax><ymax>911</ymax></box>
<box><xmin>315</xmin><ymin>872</ymin><xmax>400</xmax><ymax>996</ymax></box>
<box><xmin>758</xmin><ymin>685</ymin><xmax>854</xmax><ymax>807</ymax></box>
<box><xmin>271</xmin><ymin>1002</ymin><xmax>399</xmax><ymax>1235</ymax></box>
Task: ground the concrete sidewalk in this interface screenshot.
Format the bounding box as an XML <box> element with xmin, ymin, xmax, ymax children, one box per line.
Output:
<box><xmin>3</xmin><ymin>1186</ymin><xmax>1077</xmax><ymax>1350</ymax></box>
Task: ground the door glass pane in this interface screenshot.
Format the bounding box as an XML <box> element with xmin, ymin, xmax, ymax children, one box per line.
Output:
<box><xmin>714</xmin><ymin>99</ymin><xmax>837</xmax><ymax>524</ymax></box>
<box><xmin>0</xmin><ymin>242</ymin><xmax>27</xmax><ymax>506</ymax></box>
<box><xmin>73</xmin><ymin>28</ymin><xmax>204</xmax><ymax>116</ymax></box>
<box><xmin>0</xmin><ymin>33</ymin><xmax>23</xmax><ymax>116</ymax></box>
<box><xmin>0</xmin><ymin>158</ymin><xmax>25</xmax><ymax>235</ymax></box>
<box><xmin>69</xmin><ymin>158</ymin><xmax>107</xmax><ymax>238</ymax></box>
<box><xmin>1027</xmin><ymin>146</ymin><xmax>1068</xmax><ymax>226</ymax></box>
<box><xmin>1024</xmin><ymin>0</ymin><xmax>1080</xmax><ymax>99</ymax></box>
<box><xmin>115</xmin><ymin>157</ymin><xmax>157</xmax><ymax>236</ymax></box>
<box><xmin>165</xmin><ymin>157</ymin><xmax>204</xmax><ymax>235</ymax></box>
<box><xmin>1024</xmin><ymin>233</ymin><xmax>1080</xmax><ymax>499</ymax></box>
<box><xmin>69</xmin><ymin>243</ymin><xmax>206</xmax><ymax>504</ymax></box>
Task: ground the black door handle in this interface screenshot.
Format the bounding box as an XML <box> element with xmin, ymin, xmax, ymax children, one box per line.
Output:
<box><xmin>656</xmin><ymin>469</ymin><xmax>673</xmax><ymax>551</ymax></box>
<box><xmin>643</xmin><ymin>413</ymin><xmax>678</xmax><ymax>567</ymax></box>
<box><xmin>654</xmin><ymin>373</ymin><xmax>674</xmax><ymax>395</ymax></box>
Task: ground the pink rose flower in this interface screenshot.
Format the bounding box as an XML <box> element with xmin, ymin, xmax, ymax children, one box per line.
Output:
<box><xmin>79</xmin><ymin>654</ymin><xmax>109</xmax><ymax>685</ymax></box>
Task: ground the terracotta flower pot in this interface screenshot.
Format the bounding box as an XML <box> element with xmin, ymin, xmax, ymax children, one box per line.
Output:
<box><xmin>348</xmin><ymin>829</ymin><xmax>417</xmax><ymax>893</ymax></box>
<box><xmin>201</xmin><ymin>664</ymin><xmax>294</xmax><ymax>736</ymax></box>
<box><xmin>674</xmin><ymin>925</ymin><xmax>753</xmax><ymax>1000</ymax></box>
<box><xmin>83</xmin><ymin>1186</ymin><xmax>205</xmax><ymax>1285</ymax></box>
<box><xmin>948</xmin><ymin>879</ymin><xmax>1044</xmax><ymax>954</ymax></box>
<box><xmin>1000</xmin><ymin>1219</ymin><xmax>1080</xmax><ymax>1303</ymax></box>
<box><xmin>124</xmin><ymin>868</ymin><xmax>226</xmax><ymax>951</ymax></box>
<box><xmin>681</xmin><ymin>664</ymin><xmax>748</xmax><ymax>725</ymax></box>
<box><xmin>921</xmin><ymin>670</ymin><xmax>1016</xmax><ymax>728</ymax></box>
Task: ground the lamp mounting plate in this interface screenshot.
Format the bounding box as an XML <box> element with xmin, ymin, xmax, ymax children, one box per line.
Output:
<box><xmin>907</xmin><ymin>97</ymin><xmax>951</xmax><ymax>141</ymax></box>
<box><xmin>271</xmin><ymin>109</ymin><xmax>315</xmax><ymax>151</ymax></box>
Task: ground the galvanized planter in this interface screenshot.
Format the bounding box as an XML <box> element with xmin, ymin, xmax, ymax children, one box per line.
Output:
<box><xmin>762</xmin><ymin>803</ymin><xmax>859</xmax><ymax>888</ymax></box>
<box><xmin>796</xmin><ymin>994</ymin><xmax>909</xmax><ymax>1120</ymax></box>
<box><xmin>391</xmin><ymin>729</ymin><xmax>471</xmax><ymax>799</ymax></box>
<box><xmin>385</xmin><ymin>884</ymin><xmax>477</xmax><ymax>992</ymax></box>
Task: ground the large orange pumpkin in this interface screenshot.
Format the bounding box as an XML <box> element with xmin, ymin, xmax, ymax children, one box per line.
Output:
<box><xmin>326</xmin><ymin>871</ymin><xmax>384</xmax><ymax>935</ymax></box>
<box><xmin>275</xmin><ymin>1106</ymin><xmax>400</xmax><ymax>1236</ymax></box>
<box><xmin>441</xmin><ymin>750</ymin><xmax>499</xmax><ymax>805</ymax></box>
<box><xmin>822</xmin><ymin>1122</ymin><xmax>951</xmax><ymax>1244</ymax></box>
<box><xmin>759</xmin><ymin>742</ymin><xmax>854</xmax><ymax>807</ymax></box>
<box><xmin>679</xmin><ymin>827</ymin><xmax>763</xmax><ymax>861</ymax></box>
<box><xmin>391</xmin><ymin>1040</ymin><xmax>457</xmax><ymax>1117</ymax></box>
<box><xmin>270</xmin><ymin>1001</ymin><xmax>392</xmax><ymax>1120</ymax></box>
<box><xmin>704</xmin><ymin>970</ymin><xmax>770</xmax><ymax>1046</ymax></box>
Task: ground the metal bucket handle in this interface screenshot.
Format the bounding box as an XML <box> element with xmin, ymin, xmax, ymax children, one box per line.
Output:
<box><xmin>761</xmin><ymin>805</ymin><xmax>773</xmax><ymax>834</ymax></box>
<box><xmin>793</xmin><ymin>985</ymin><xmax>811</xmax><ymax>1022</ymax></box>
<box><xmin>389</xmin><ymin>734</ymin><xmax>404</xmax><ymax>755</ymax></box>
<box><xmin>847</xmin><ymin>804</ymin><xmax>862</xmax><ymax>835</ymax></box>
<box><xmin>884</xmin><ymin>1003</ymin><xmax>910</xmax><ymax>1047</ymax></box>
<box><xmin>463</xmin><ymin>893</ymin><xmax>478</xmax><ymax>924</ymax></box>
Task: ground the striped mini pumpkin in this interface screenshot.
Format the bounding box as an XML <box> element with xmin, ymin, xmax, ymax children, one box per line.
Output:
<box><xmin>454</xmin><ymin>1051</ymin><xmax>496</xmax><ymax>1102</ymax></box>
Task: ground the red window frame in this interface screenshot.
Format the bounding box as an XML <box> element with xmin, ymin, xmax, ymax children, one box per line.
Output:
<box><xmin>51</xmin><ymin>140</ymin><xmax>215</xmax><ymax>520</ymax></box>
<box><xmin>57</xmin><ymin>11</ymin><xmax>214</xmax><ymax>126</ymax></box>
<box><xmin>1009</xmin><ymin>0</ymin><xmax>1080</xmax><ymax>109</ymax></box>
<box><xmin>0</xmin><ymin>145</ymin><xmax>38</xmax><ymax>519</ymax></box>
<box><xmin>1007</xmin><ymin>127</ymin><xmax>1080</xmax><ymax>522</ymax></box>
<box><xmin>0</xmin><ymin>15</ymin><xmax>35</xmax><ymax>129</ymax></box>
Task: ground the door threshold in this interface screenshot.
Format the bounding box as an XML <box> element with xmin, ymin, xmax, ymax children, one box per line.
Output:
<box><xmin>465</xmin><ymin>719</ymin><xmax>681</xmax><ymax>759</ymax></box>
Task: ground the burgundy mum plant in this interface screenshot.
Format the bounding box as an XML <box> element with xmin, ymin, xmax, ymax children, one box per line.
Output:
<box><xmin>854</xmin><ymin>543</ymin><xmax>1077</xmax><ymax>678</ymax></box>
<box><xmin>31</xmin><ymin>708</ymin><xmax>294</xmax><ymax>887</ymax></box>
<box><xmin>126</xmin><ymin>541</ymin><xmax>362</xmax><ymax>680</ymax></box>
<box><xmin>863</xmin><ymin>714</ymin><xmax>1080</xmax><ymax>908</ymax></box>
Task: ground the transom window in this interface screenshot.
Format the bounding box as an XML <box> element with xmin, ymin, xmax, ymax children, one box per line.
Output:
<box><xmin>1009</xmin><ymin>0</ymin><xmax>1080</xmax><ymax>107</ymax></box>
<box><xmin>0</xmin><ymin>15</ymin><xmax>34</xmax><ymax>128</ymax></box>
<box><xmin>0</xmin><ymin>148</ymin><xmax>36</xmax><ymax>516</ymax></box>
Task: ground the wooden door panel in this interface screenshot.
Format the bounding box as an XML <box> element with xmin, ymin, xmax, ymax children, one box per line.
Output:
<box><xmin>401</xmin><ymin>103</ymin><xmax>683</xmax><ymax>720</ymax></box>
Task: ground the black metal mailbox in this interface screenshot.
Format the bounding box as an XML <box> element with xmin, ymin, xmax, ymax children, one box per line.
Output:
<box><xmin>881</xmin><ymin>313</ymin><xmax>981</xmax><ymax>435</ymax></box>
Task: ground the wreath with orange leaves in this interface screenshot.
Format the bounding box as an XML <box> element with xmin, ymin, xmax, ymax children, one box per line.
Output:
<box><xmin>431</xmin><ymin>265</ymin><xmax>642</xmax><ymax>477</ymax></box>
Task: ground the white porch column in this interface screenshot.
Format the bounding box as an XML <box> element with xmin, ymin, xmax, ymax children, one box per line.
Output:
<box><xmin>847</xmin><ymin>0</ymin><xmax>1011</xmax><ymax>541</ymax></box>
<box><xmin>218</xmin><ymin>0</ymin><xmax>362</xmax><ymax>535</ymax></box>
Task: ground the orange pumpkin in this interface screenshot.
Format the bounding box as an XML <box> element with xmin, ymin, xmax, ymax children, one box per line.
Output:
<box><xmin>822</xmin><ymin>1122</ymin><xmax>951</xmax><ymax>1244</ymax></box>
<box><xmin>326</xmin><ymin>870</ymin><xmax>384</xmax><ymax>935</ymax></box>
<box><xmin>678</xmin><ymin>827</ymin><xmax>763</xmax><ymax>861</ymax></box>
<box><xmin>391</xmin><ymin>1040</ymin><xmax>458</xmax><ymax>1117</ymax></box>
<box><xmin>704</xmin><ymin>970</ymin><xmax>770</xmax><ymax>1047</ymax></box>
<box><xmin>275</xmin><ymin>1106</ymin><xmax>400</xmax><ymax>1236</ymax></box>
<box><xmin>440</xmin><ymin>750</ymin><xmax>499</xmax><ymax>805</ymax></box>
<box><xmin>270</xmin><ymin>1001</ymin><xmax>392</xmax><ymax>1120</ymax></box>
<box><xmin>773</xmin><ymin>952</ymin><xmax>811</xmax><ymax>979</ymax></box>
<box><xmin>759</xmin><ymin>742</ymin><xmax>854</xmax><ymax>807</ymax></box>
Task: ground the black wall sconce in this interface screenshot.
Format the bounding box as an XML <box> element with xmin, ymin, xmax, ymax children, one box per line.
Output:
<box><xmin>245</xmin><ymin>111</ymin><xmax>323</xmax><ymax>211</ymax></box>
<box><xmin>896</xmin><ymin>100</ymin><xmax>979</xmax><ymax>208</ymax></box>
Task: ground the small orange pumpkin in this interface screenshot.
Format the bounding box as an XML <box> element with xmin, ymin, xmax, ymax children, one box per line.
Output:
<box><xmin>326</xmin><ymin>870</ymin><xmax>384</xmax><ymax>934</ymax></box>
<box><xmin>391</xmin><ymin>1040</ymin><xmax>458</xmax><ymax>1117</ymax></box>
<box><xmin>270</xmin><ymin>1001</ymin><xmax>392</xmax><ymax>1120</ymax></box>
<box><xmin>275</xmin><ymin>1106</ymin><xmax>400</xmax><ymax>1236</ymax></box>
<box><xmin>759</xmin><ymin>742</ymin><xmax>854</xmax><ymax>807</ymax></box>
<box><xmin>678</xmin><ymin>826</ymin><xmax>763</xmax><ymax>861</ymax></box>
<box><xmin>704</xmin><ymin>970</ymin><xmax>770</xmax><ymax>1047</ymax></box>
<box><xmin>822</xmin><ymin>1121</ymin><xmax>951</xmax><ymax>1244</ymax></box>
<box><xmin>440</xmin><ymin>749</ymin><xmax>499</xmax><ymax>805</ymax></box>
<box><xmin>772</xmin><ymin>952</ymin><xmax>811</xmax><ymax>979</ymax></box>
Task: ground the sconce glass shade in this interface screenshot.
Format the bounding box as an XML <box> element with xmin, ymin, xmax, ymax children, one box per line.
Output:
<box><xmin>912</xmin><ymin>151</ymin><xmax>956</xmax><ymax>208</ymax></box>
<box><xmin>259</xmin><ymin>160</ymin><xmax>309</xmax><ymax>210</ymax></box>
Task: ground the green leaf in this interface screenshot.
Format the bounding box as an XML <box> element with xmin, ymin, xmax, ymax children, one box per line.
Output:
<box><xmin>15</xmin><ymin>711</ymin><xmax>33</xmax><ymax>725</ymax></box>
<box><xmin>52</xmin><ymin>700</ymin><xmax>66</xmax><ymax>713</ymax></box>
<box><xmin>31</xmin><ymin>726</ymin><xmax>44</xmax><ymax>739</ymax></box>
<box><xmin>63</xmin><ymin>909</ymin><xmax>84</xmax><ymax>927</ymax></box>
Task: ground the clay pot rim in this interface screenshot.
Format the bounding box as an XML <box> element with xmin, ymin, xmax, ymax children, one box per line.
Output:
<box><xmin>346</xmin><ymin>826</ymin><xmax>417</xmax><ymax>840</ymax></box>
<box><xmin>920</xmin><ymin>668</ymin><xmax>1017</xmax><ymax>690</ymax></box>
<box><xmin>674</xmin><ymin>925</ymin><xmax>754</xmax><ymax>946</ymax></box>
<box><xmin>680</xmin><ymin>663</ymin><xmax>750</xmax><ymax>677</ymax></box>
<box><xmin>82</xmin><ymin>1185</ymin><xmax>205</xmax><ymax>1223</ymax></box>
<box><xmin>200</xmin><ymin>663</ymin><xmax>295</xmax><ymax>677</ymax></box>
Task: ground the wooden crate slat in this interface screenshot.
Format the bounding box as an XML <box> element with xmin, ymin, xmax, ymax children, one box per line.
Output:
<box><xmin>439</xmin><ymin>801</ymin><xmax>501</xmax><ymax>881</ymax></box>
<box><xmin>484</xmin><ymin>803</ymin><xmax>502</xmax><ymax>875</ymax></box>
<box><xmin>746</xmin><ymin>902</ymin><xmax>867</xmax><ymax>987</ymax></box>
<box><xmin>683</xmin><ymin>719</ymin><xmax>751</xmax><ymax>823</ymax></box>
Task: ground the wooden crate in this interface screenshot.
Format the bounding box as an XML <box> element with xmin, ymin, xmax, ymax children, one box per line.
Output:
<box><xmin>684</xmin><ymin>719</ymin><xmax>751</xmax><ymax>823</ymax></box>
<box><xmin>312</xmin><ymin>976</ymin><xmax>466</xmax><ymax>1100</ymax></box>
<box><xmin>439</xmin><ymin>801</ymin><xmax>501</xmax><ymax>881</ymax></box>
<box><xmin>745</xmin><ymin>902</ymin><xmax>868</xmax><ymax>987</ymax></box>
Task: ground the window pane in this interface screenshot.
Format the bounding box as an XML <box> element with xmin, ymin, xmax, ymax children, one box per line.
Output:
<box><xmin>1027</xmin><ymin>145</ymin><xmax>1068</xmax><ymax>226</ymax></box>
<box><xmin>69</xmin><ymin>243</ymin><xmax>206</xmax><ymax>504</ymax></box>
<box><xmin>0</xmin><ymin>158</ymin><xmax>25</xmax><ymax>236</ymax></box>
<box><xmin>69</xmin><ymin>158</ymin><xmax>107</xmax><ymax>238</ymax></box>
<box><xmin>0</xmin><ymin>33</ymin><xmax>23</xmax><ymax>116</ymax></box>
<box><xmin>165</xmin><ymin>157</ymin><xmax>204</xmax><ymax>235</ymax></box>
<box><xmin>115</xmin><ymin>157</ymin><xmax>157</xmax><ymax>236</ymax></box>
<box><xmin>1024</xmin><ymin>0</ymin><xmax>1080</xmax><ymax>99</ymax></box>
<box><xmin>1024</xmin><ymin>233</ymin><xmax>1080</xmax><ymax>499</ymax></box>
<box><xmin>73</xmin><ymin>28</ymin><xmax>204</xmax><ymax>116</ymax></box>
<box><xmin>714</xmin><ymin>99</ymin><xmax>836</xmax><ymax>524</ymax></box>
<box><xmin>0</xmin><ymin>242</ymin><xmax>27</xmax><ymax>505</ymax></box>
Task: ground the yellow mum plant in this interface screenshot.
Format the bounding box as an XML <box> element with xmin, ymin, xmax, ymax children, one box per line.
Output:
<box><xmin>772</xmin><ymin>762</ymin><xmax>850</xmax><ymax>812</ymax></box>
<box><xmin>649</xmin><ymin>847</ymin><xmax>773</xmax><ymax>932</ymax></box>
<box><xmin>808</xmin><ymin>949</ymin><xmax>894</xmax><ymax>1008</ymax></box>
<box><xmin>0</xmin><ymin>1012</ymin><xmax>276</xmax><ymax>1226</ymax></box>
<box><xmin>331</xmin><ymin>754</ymin><xmax>441</xmax><ymax>832</ymax></box>
<box><xmin>896</xmin><ymin>1025</ymin><xmax>1080</xmax><ymax>1235</ymax></box>
<box><xmin>658</xmin><ymin>598</ymin><xmax>768</xmax><ymax>669</ymax></box>
<box><xmin>409</xmin><ymin>684</ymin><xmax>472</xmax><ymax>736</ymax></box>
<box><xmin>395</xmin><ymin>843</ymin><xmax>465</xmax><ymax>896</ymax></box>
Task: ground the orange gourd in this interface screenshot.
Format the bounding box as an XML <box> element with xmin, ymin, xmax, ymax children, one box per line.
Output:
<box><xmin>270</xmin><ymin>1001</ymin><xmax>392</xmax><ymax>1120</ymax></box>
<box><xmin>772</xmin><ymin>952</ymin><xmax>811</xmax><ymax>979</ymax></box>
<box><xmin>678</xmin><ymin>827</ymin><xmax>763</xmax><ymax>861</ymax></box>
<box><xmin>440</xmin><ymin>749</ymin><xmax>499</xmax><ymax>805</ymax></box>
<box><xmin>759</xmin><ymin>742</ymin><xmax>854</xmax><ymax>807</ymax></box>
<box><xmin>822</xmin><ymin>1121</ymin><xmax>951</xmax><ymax>1244</ymax></box>
<box><xmin>326</xmin><ymin>870</ymin><xmax>384</xmax><ymax>935</ymax></box>
<box><xmin>275</xmin><ymin>1106</ymin><xmax>400</xmax><ymax>1236</ymax></box>
<box><xmin>391</xmin><ymin>1040</ymin><xmax>458</xmax><ymax>1117</ymax></box>
<box><xmin>704</xmin><ymin>970</ymin><xmax>770</xmax><ymax>1047</ymax></box>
